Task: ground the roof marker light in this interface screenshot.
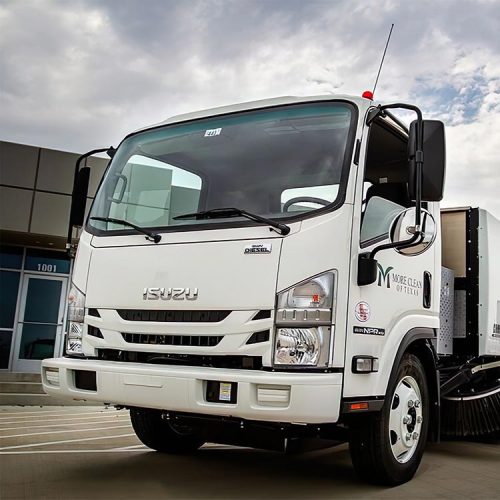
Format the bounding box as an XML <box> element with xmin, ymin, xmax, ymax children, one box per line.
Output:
<box><xmin>362</xmin><ymin>90</ymin><xmax>374</xmax><ymax>100</ymax></box>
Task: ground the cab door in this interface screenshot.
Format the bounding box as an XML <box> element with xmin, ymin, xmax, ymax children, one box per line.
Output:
<box><xmin>343</xmin><ymin>117</ymin><xmax>440</xmax><ymax>399</ymax></box>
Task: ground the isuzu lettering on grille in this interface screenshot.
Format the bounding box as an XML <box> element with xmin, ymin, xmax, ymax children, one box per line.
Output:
<box><xmin>142</xmin><ymin>287</ymin><xmax>199</xmax><ymax>300</ymax></box>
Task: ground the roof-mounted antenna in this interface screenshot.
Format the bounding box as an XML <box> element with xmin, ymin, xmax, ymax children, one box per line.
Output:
<box><xmin>372</xmin><ymin>23</ymin><xmax>394</xmax><ymax>96</ymax></box>
<box><xmin>363</xmin><ymin>24</ymin><xmax>394</xmax><ymax>100</ymax></box>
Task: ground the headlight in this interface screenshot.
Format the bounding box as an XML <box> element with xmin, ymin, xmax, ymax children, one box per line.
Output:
<box><xmin>274</xmin><ymin>272</ymin><xmax>335</xmax><ymax>367</ymax></box>
<box><xmin>275</xmin><ymin>327</ymin><xmax>330</xmax><ymax>366</ymax></box>
<box><xmin>66</xmin><ymin>284</ymin><xmax>85</xmax><ymax>356</ymax></box>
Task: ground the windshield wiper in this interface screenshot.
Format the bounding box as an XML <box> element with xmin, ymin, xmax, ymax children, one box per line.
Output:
<box><xmin>173</xmin><ymin>207</ymin><xmax>290</xmax><ymax>235</ymax></box>
<box><xmin>90</xmin><ymin>217</ymin><xmax>162</xmax><ymax>243</ymax></box>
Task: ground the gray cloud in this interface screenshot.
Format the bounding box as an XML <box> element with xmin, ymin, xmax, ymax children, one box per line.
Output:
<box><xmin>1</xmin><ymin>0</ymin><xmax>500</xmax><ymax>215</ymax></box>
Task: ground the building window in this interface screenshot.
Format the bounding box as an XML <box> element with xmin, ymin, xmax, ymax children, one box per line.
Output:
<box><xmin>0</xmin><ymin>245</ymin><xmax>23</xmax><ymax>269</ymax></box>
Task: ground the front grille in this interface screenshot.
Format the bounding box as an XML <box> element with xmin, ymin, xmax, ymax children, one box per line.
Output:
<box><xmin>97</xmin><ymin>349</ymin><xmax>262</xmax><ymax>370</ymax></box>
<box><xmin>121</xmin><ymin>333</ymin><xmax>222</xmax><ymax>347</ymax></box>
<box><xmin>117</xmin><ymin>310</ymin><xmax>231</xmax><ymax>323</ymax></box>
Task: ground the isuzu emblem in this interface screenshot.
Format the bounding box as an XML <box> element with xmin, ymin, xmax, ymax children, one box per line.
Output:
<box><xmin>142</xmin><ymin>287</ymin><xmax>199</xmax><ymax>300</ymax></box>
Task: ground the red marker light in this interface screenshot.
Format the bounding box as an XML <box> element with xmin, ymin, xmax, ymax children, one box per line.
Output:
<box><xmin>350</xmin><ymin>402</ymin><xmax>369</xmax><ymax>411</ymax></box>
<box><xmin>312</xmin><ymin>294</ymin><xmax>320</xmax><ymax>303</ymax></box>
<box><xmin>362</xmin><ymin>90</ymin><xmax>374</xmax><ymax>100</ymax></box>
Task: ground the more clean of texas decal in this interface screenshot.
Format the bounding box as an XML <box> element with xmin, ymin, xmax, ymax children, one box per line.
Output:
<box><xmin>377</xmin><ymin>263</ymin><xmax>422</xmax><ymax>296</ymax></box>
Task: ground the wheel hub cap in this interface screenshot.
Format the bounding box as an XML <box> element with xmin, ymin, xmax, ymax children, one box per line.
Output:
<box><xmin>389</xmin><ymin>375</ymin><xmax>423</xmax><ymax>463</ymax></box>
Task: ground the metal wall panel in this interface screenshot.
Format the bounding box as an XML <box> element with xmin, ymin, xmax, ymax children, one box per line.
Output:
<box><xmin>36</xmin><ymin>148</ymin><xmax>79</xmax><ymax>195</ymax></box>
<box><xmin>30</xmin><ymin>192</ymin><xmax>71</xmax><ymax>237</ymax></box>
<box><xmin>0</xmin><ymin>187</ymin><xmax>33</xmax><ymax>232</ymax></box>
<box><xmin>0</xmin><ymin>141</ymin><xmax>39</xmax><ymax>189</ymax></box>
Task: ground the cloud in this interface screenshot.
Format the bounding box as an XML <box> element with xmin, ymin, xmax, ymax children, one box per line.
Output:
<box><xmin>1</xmin><ymin>0</ymin><xmax>499</xmax><ymax>215</ymax></box>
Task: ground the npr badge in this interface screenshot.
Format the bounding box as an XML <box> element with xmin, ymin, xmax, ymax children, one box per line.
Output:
<box><xmin>355</xmin><ymin>301</ymin><xmax>370</xmax><ymax>322</ymax></box>
<box><xmin>354</xmin><ymin>326</ymin><xmax>385</xmax><ymax>336</ymax></box>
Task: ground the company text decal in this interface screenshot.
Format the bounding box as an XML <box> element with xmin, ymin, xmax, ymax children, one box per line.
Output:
<box><xmin>377</xmin><ymin>264</ymin><xmax>422</xmax><ymax>296</ymax></box>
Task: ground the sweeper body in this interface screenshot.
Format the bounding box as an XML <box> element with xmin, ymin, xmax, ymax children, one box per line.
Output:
<box><xmin>42</xmin><ymin>94</ymin><xmax>500</xmax><ymax>485</ymax></box>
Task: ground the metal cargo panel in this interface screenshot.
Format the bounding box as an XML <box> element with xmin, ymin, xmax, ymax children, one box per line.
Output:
<box><xmin>478</xmin><ymin>209</ymin><xmax>500</xmax><ymax>356</ymax></box>
<box><xmin>437</xmin><ymin>267</ymin><xmax>454</xmax><ymax>355</ymax></box>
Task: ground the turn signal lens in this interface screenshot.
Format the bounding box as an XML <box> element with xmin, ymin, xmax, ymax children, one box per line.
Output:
<box><xmin>277</xmin><ymin>273</ymin><xmax>334</xmax><ymax>310</ymax></box>
<box><xmin>66</xmin><ymin>284</ymin><xmax>85</xmax><ymax>356</ymax></box>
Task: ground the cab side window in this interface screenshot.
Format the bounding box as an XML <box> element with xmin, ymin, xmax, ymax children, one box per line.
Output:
<box><xmin>360</xmin><ymin>118</ymin><xmax>410</xmax><ymax>247</ymax></box>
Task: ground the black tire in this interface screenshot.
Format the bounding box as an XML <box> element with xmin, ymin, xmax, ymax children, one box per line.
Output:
<box><xmin>130</xmin><ymin>408</ymin><xmax>205</xmax><ymax>454</ymax></box>
<box><xmin>349</xmin><ymin>353</ymin><xmax>430</xmax><ymax>486</ymax></box>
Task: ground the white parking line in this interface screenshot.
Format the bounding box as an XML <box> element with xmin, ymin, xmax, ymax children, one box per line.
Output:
<box><xmin>0</xmin><ymin>417</ymin><xmax>130</xmax><ymax>432</ymax></box>
<box><xmin>0</xmin><ymin>410</ymin><xmax>125</xmax><ymax>421</ymax></box>
<box><xmin>0</xmin><ymin>424</ymin><xmax>132</xmax><ymax>439</ymax></box>
<box><xmin>111</xmin><ymin>444</ymin><xmax>148</xmax><ymax>450</ymax></box>
<box><xmin>0</xmin><ymin>413</ymin><xmax>129</xmax><ymax>426</ymax></box>
<box><xmin>0</xmin><ymin>408</ymin><xmax>106</xmax><ymax>417</ymax></box>
<box><xmin>0</xmin><ymin>449</ymin><xmax>148</xmax><ymax>455</ymax></box>
<box><xmin>0</xmin><ymin>433</ymin><xmax>136</xmax><ymax>451</ymax></box>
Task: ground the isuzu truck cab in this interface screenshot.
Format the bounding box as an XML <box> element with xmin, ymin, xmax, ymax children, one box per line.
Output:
<box><xmin>42</xmin><ymin>94</ymin><xmax>500</xmax><ymax>485</ymax></box>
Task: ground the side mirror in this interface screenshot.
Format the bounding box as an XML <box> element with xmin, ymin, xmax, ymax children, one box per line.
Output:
<box><xmin>69</xmin><ymin>166</ymin><xmax>91</xmax><ymax>228</ymax></box>
<box><xmin>390</xmin><ymin>208</ymin><xmax>437</xmax><ymax>256</ymax></box>
<box><xmin>408</xmin><ymin>120</ymin><xmax>446</xmax><ymax>202</ymax></box>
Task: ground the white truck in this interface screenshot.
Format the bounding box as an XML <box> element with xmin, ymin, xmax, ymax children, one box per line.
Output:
<box><xmin>42</xmin><ymin>94</ymin><xmax>500</xmax><ymax>485</ymax></box>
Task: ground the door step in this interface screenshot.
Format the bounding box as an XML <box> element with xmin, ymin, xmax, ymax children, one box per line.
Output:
<box><xmin>0</xmin><ymin>373</ymin><xmax>41</xmax><ymax>383</ymax></box>
<box><xmin>0</xmin><ymin>372</ymin><xmax>95</xmax><ymax>406</ymax></box>
<box><xmin>0</xmin><ymin>382</ymin><xmax>46</xmax><ymax>394</ymax></box>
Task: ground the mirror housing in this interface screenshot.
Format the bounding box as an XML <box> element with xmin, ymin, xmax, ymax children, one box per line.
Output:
<box><xmin>357</xmin><ymin>253</ymin><xmax>378</xmax><ymax>286</ymax></box>
<box><xmin>69</xmin><ymin>166</ymin><xmax>90</xmax><ymax>228</ymax></box>
<box><xmin>408</xmin><ymin>120</ymin><xmax>446</xmax><ymax>202</ymax></box>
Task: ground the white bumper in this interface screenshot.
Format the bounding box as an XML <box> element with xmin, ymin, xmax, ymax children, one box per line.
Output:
<box><xmin>42</xmin><ymin>357</ymin><xmax>343</xmax><ymax>424</ymax></box>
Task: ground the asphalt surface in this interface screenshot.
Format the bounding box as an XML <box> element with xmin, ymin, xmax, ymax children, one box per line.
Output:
<box><xmin>0</xmin><ymin>406</ymin><xmax>499</xmax><ymax>499</ymax></box>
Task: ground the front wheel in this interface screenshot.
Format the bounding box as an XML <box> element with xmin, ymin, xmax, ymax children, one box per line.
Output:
<box><xmin>349</xmin><ymin>353</ymin><xmax>429</xmax><ymax>485</ymax></box>
<box><xmin>130</xmin><ymin>408</ymin><xmax>205</xmax><ymax>454</ymax></box>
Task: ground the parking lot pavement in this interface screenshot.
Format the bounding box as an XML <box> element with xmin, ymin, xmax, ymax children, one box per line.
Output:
<box><xmin>0</xmin><ymin>406</ymin><xmax>498</xmax><ymax>500</ymax></box>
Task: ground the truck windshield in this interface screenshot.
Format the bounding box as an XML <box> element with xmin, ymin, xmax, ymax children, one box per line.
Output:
<box><xmin>88</xmin><ymin>102</ymin><xmax>356</xmax><ymax>234</ymax></box>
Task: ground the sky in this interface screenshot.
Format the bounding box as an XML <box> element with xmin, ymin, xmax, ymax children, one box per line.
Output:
<box><xmin>1</xmin><ymin>0</ymin><xmax>500</xmax><ymax>215</ymax></box>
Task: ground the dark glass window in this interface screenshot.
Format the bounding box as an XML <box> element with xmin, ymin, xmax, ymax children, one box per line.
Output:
<box><xmin>25</xmin><ymin>249</ymin><xmax>71</xmax><ymax>274</ymax></box>
<box><xmin>0</xmin><ymin>270</ymin><xmax>21</xmax><ymax>328</ymax></box>
<box><xmin>19</xmin><ymin>324</ymin><xmax>57</xmax><ymax>360</ymax></box>
<box><xmin>0</xmin><ymin>331</ymin><xmax>13</xmax><ymax>368</ymax></box>
<box><xmin>0</xmin><ymin>246</ymin><xmax>23</xmax><ymax>269</ymax></box>
<box><xmin>23</xmin><ymin>279</ymin><xmax>62</xmax><ymax>324</ymax></box>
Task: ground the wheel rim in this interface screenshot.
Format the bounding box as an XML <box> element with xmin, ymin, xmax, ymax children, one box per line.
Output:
<box><xmin>389</xmin><ymin>375</ymin><xmax>423</xmax><ymax>464</ymax></box>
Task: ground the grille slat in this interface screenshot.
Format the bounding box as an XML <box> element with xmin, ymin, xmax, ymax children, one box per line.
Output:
<box><xmin>121</xmin><ymin>332</ymin><xmax>223</xmax><ymax>347</ymax></box>
<box><xmin>87</xmin><ymin>325</ymin><xmax>104</xmax><ymax>338</ymax></box>
<box><xmin>117</xmin><ymin>310</ymin><xmax>230</xmax><ymax>323</ymax></box>
<box><xmin>98</xmin><ymin>349</ymin><xmax>262</xmax><ymax>370</ymax></box>
<box><xmin>246</xmin><ymin>330</ymin><xmax>270</xmax><ymax>345</ymax></box>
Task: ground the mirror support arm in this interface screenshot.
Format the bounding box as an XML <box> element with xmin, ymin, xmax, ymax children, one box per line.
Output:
<box><xmin>66</xmin><ymin>146</ymin><xmax>116</xmax><ymax>256</ymax></box>
<box><xmin>358</xmin><ymin>103</ymin><xmax>425</xmax><ymax>286</ymax></box>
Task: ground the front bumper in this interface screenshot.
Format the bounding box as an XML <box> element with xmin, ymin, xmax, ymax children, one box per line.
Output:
<box><xmin>42</xmin><ymin>357</ymin><xmax>343</xmax><ymax>424</ymax></box>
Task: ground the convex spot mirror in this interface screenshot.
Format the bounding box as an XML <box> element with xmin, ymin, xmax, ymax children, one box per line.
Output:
<box><xmin>408</xmin><ymin>120</ymin><xmax>446</xmax><ymax>202</ymax></box>
<box><xmin>390</xmin><ymin>208</ymin><xmax>437</xmax><ymax>256</ymax></box>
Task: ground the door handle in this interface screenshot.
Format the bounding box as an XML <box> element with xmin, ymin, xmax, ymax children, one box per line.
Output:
<box><xmin>423</xmin><ymin>271</ymin><xmax>432</xmax><ymax>309</ymax></box>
